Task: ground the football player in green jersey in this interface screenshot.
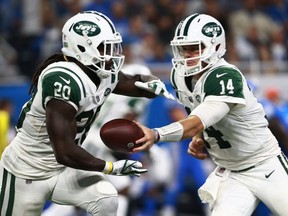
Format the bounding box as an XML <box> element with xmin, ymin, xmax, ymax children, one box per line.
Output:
<box><xmin>134</xmin><ymin>13</ymin><xmax>288</xmax><ymax>216</ymax></box>
<box><xmin>0</xmin><ymin>11</ymin><xmax>174</xmax><ymax>216</ymax></box>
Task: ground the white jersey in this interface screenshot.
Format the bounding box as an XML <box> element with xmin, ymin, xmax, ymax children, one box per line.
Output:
<box><xmin>171</xmin><ymin>59</ymin><xmax>281</xmax><ymax>171</ymax></box>
<box><xmin>1</xmin><ymin>61</ymin><xmax>118</xmax><ymax>179</ymax></box>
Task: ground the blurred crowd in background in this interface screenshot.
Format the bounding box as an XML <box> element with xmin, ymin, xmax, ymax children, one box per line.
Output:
<box><xmin>0</xmin><ymin>0</ymin><xmax>288</xmax><ymax>81</ymax></box>
<box><xmin>1</xmin><ymin>0</ymin><xmax>288</xmax><ymax>216</ymax></box>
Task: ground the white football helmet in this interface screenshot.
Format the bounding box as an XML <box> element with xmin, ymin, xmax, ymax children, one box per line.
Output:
<box><xmin>170</xmin><ymin>13</ymin><xmax>226</xmax><ymax>76</ymax></box>
<box><xmin>61</xmin><ymin>11</ymin><xmax>125</xmax><ymax>79</ymax></box>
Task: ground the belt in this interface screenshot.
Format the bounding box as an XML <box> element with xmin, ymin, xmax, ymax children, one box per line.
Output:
<box><xmin>231</xmin><ymin>165</ymin><xmax>255</xmax><ymax>173</ymax></box>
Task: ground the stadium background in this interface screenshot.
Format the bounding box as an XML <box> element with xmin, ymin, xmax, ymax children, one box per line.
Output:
<box><xmin>1</xmin><ymin>0</ymin><xmax>288</xmax><ymax>215</ymax></box>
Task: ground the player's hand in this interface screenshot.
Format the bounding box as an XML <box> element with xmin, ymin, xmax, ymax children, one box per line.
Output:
<box><xmin>132</xmin><ymin>121</ymin><xmax>156</xmax><ymax>152</ymax></box>
<box><xmin>104</xmin><ymin>160</ymin><xmax>147</xmax><ymax>177</ymax></box>
<box><xmin>135</xmin><ymin>80</ymin><xmax>175</xmax><ymax>100</ymax></box>
<box><xmin>187</xmin><ymin>137</ymin><xmax>207</xmax><ymax>160</ymax></box>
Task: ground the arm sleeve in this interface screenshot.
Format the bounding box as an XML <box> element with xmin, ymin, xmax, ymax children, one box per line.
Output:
<box><xmin>189</xmin><ymin>100</ymin><xmax>230</xmax><ymax>129</ymax></box>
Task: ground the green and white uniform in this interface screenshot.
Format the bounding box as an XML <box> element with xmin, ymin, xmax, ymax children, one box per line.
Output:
<box><xmin>171</xmin><ymin>58</ymin><xmax>280</xmax><ymax>170</ymax></box>
<box><xmin>171</xmin><ymin>59</ymin><xmax>288</xmax><ymax>215</ymax></box>
<box><xmin>2</xmin><ymin>61</ymin><xmax>118</xmax><ymax>179</ymax></box>
<box><xmin>0</xmin><ymin>61</ymin><xmax>119</xmax><ymax>215</ymax></box>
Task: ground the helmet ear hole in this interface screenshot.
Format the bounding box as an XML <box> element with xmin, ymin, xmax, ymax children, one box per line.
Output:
<box><xmin>77</xmin><ymin>45</ymin><xmax>86</xmax><ymax>53</ymax></box>
<box><xmin>215</xmin><ymin>44</ymin><xmax>220</xmax><ymax>51</ymax></box>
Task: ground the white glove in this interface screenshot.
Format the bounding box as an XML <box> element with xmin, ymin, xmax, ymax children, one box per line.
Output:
<box><xmin>135</xmin><ymin>80</ymin><xmax>175</xmax><ymax>100</ymax></box>
<box><xmin>103</xmin><ymin>160</ymin><xmax>147</xmax><ymax>177</ymax></box>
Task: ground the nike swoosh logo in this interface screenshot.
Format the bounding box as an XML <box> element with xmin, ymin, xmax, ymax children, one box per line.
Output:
<box><xmin>265</xmin><ymin>170</ymin><xmax>275</xmax><ymax>178</ymax></box>
<box><xmin>60</xmin><ymin>76</ymin><xmax>70</xmax><ymax>84</ymax></box>
<box><xmin>216</xmin><ymin>73</ymin><xmax>227</xmax><ymax>78</ymax></box>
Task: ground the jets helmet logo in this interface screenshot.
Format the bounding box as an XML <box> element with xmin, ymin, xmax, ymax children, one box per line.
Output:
<box><xmin>202</xmin><ymin>22</ymin><xmax>222</xmax><ymax>37</ymax></box>
<box><xmin>73</xmin><ymin>21</ymin><xmax>101</xmax><ymax>36</ymax></box>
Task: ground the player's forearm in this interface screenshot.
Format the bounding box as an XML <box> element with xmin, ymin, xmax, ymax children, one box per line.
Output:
<box><xmin>180</xmin><ymin>116</ymin><xmax>204</xmax><ymax>139</ymax></box>
<box><xmin>54</xmin><ymin>144</ymin><xmax>107</xmax><ymax>172</ymax></box>
<box><xmin>153</xmin><ymin>116</ymin><xmax>204</xmax><ymax>143</ymax></box>
<box><xmin>114</xmin><ymin>74</ymin><xmax>157</xmax><ymax>98</ymax></box>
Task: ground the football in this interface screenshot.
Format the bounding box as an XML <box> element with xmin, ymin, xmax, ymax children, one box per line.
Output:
<box><xmin>100</xmin><ymin>118</ymin><xmax>144</xmax><ymax>153</ymax></box>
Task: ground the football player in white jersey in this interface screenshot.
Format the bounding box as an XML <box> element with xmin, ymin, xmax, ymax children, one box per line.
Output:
<box><xmin>134</xmin><ymin>13</ymin><xmax>288</xmax><ymax>216</ymax></box>
<box><xmin>41</xmin><ymin>63</ymin><xmax>153</xmax><ymax>216</ymax></box>
<box><xmin>0</xmin><ymin>11</ymin><xmax>174</xmax><ymax>216</ymax></box>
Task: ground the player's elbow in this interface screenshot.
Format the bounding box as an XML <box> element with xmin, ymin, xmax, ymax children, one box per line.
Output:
<box><xmin>53</xmin><ymin>150</ymin><xmax>71</xmax><ymax>165</ymax></box>
<box><xmin>54</xmin><ymin>152</ymin><xmax>67</xmax><ymax>165</ymax></box>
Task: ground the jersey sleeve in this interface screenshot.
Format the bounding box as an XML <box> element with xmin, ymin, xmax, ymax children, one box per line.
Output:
<box><xmin>41</xmin><ymin>71</ymin><xmax>83</xmax><ymax>110</ymax></box>
<box><xmin>203</xmin><ymin>67</ymin><xmax>245</xmax><ymax>105</ymax></box>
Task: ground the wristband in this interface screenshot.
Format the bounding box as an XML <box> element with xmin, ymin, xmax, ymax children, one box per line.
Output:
<box><xmin>103</xmin><ymin>161</ymin><xmax>113</xmax><ymax>174</ymax></box>
<box><xmin>152</xmin><ymin>129</ymin><xmax>160</xmax><ymax>143</ymax></box>
<box><xmin>155</xmin><ymin>122</ymin><xmax>183</xmax><ymax>142</ymax></box>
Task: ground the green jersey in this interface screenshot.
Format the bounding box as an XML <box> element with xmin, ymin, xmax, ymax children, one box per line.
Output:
<box><xmin>2</xmin><ymin>61</ymin><xmax>118</xmax><ymax>179</ymax></box>
<box><xmin>171</xmin><ymin>59</ymin><xmax>280</xmax><ymax>170</ymax></box>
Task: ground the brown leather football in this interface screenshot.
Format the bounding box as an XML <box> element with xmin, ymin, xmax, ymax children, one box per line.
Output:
<box><xmin>100</xmin><ymin>118</ymin><xmax>144</xmax><ymax>153</ymax></box>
